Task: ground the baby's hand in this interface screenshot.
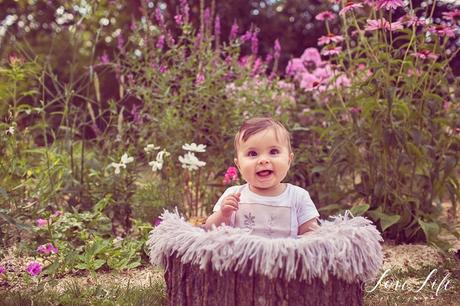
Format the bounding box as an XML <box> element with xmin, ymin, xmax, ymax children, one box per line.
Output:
<box><xmin>221</xmin><ymin>193</ymin><xmax>240</xmax><ymax>218</ymax></box>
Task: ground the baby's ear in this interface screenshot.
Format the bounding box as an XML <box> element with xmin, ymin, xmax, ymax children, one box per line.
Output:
<box><xmin>289</xmin><ymin>152</ymin><xmax>294</xmax><ymax>165</ymax></box>
<box><xmin>234</xmin><ymin>158</ymin><xmax>240</xmax><ymax>170</ymax></box>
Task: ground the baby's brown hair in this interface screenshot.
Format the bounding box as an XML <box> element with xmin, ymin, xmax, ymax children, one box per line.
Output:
<box><xmin>234</xmin><ymin>117</ymin><xmax>292</xmax><ymax>155</ymax></box>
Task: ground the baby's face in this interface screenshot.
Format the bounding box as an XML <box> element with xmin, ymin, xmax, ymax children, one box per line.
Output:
<box><xmin>234</xmin><ymin>127</ymin><xmax>293</xmax><ymax>196</ymax></box>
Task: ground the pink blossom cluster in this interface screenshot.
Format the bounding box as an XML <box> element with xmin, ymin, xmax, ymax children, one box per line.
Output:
<box><xmin>37</xmin><ymin>243</ymin><xmax>59</xmax><ymax>255</ymax></box>
<box><xmin>35</xmin><ymin>210</ymin><xmax>63</xmax><ymax>227</ymax></box>
<box><xmin>223</xmin><ymin>166</ymin><xmax>239</xmax><ymax>185</ymax></box>
<box><xmin>26</xmin><ymin>261</ymin><xmax>42</xmax><ymax>276</ymax></box>
<box><xmin>286</xmin><ymin>48</ymin><xmax>351</xmax><ymax>93</ymax></box>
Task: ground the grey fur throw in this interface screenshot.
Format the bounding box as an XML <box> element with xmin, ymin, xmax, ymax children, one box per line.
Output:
<box><xmin>147</xmin><ymin>210</ymin><xmax>383</xmax><ymax>284</ymax></box>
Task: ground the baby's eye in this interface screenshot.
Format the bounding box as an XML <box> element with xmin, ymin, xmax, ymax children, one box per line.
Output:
<box><xmin>270</xmin><ymin>148</ymin><xmax>280</xmax><ymax>155</ymax></box>
<box><xmin>247</xmin><ymin>151</ymin><xmax>257</xmax><ymax>157</ymax></box>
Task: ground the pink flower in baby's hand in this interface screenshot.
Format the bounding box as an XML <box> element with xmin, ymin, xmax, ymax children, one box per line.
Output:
<box><xmin>223</xmin><ymin>166</ymin><xmax>239</xmax><ymax>185</ymax></box>
<box><xmin>37</xmin><ymin>243</ymin><xmax>58</xmax><ymax>255</ymax></box>
<box><xmin>36</xmin><ymin>218</ymin><xmax>47</xmax><ymax>227</ymax></box>
<box><xmin>26</xmin><ymin>261</ymin><xmax>42</xmax><ymax>276</ymax></box>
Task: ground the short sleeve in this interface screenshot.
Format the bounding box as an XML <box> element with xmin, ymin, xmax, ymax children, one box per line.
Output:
<box><xmin>296</xmin><ymin>188</ymin><xmax>320</xmax><ymax>225</ymax></box>
<box><xmin>213</xmin><ymin>185</ymin><xmax>240</xmax><ymax>212</ymax></box>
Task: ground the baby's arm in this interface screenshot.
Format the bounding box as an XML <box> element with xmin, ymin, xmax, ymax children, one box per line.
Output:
<box><xmin>298</xmin><ymin>217</ymin><xmax>320</xmax><ymax>235</ymax></box>
<box><xmin>204</xmin><ymin>193</ymin><xmax>240</xmax><ymax>230</ymax></box>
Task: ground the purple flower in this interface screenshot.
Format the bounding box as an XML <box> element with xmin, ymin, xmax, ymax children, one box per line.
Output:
<box><xmin>0</xmin><ymin>265</ymin><xmax>5</xmax><ymax>274</ymax></box>
<box><xmin>131</xmin><ymin>104</ymin><xmax>143</xmax><ymax>125</ymax></box>
<box><xmin>318</xmin><ymin>34</ymin><xmax>344</xmax><ymax>46</ymax></box>
<box><xmin>229</xmin><ymin>22</ymin><xmax>239</xmax><ymax>41</ymax></box>
<box><xmin>251</xmin><ymin>57</ymin><xmax>263</xmax><ymax>76</ymax></box>
<box><xmin>376</xmin><ymin>0</ymin><xmax>404</xmax><ymax>11</ymax></box>
<box><xmin>117</xmin><ymin>35</ymin><xmax>125</xmax><ymax>51</ymax></box>
<box><xmin>195</xmin><ymin>73</ymin><xmax>205</xmax><ymax>85</ymax></box>
<box><xmin>265</xmin><ymin>53</ymin><xmax>273</xmax><ymax>65</ymax></box>
<box><xmin>240</xmin><ymin>30</ymin><xmax>252</xmax><ymax>42</ymax></box>
<box><xmin>274</xmin><ymin>39</ymin><xmax>281</xmax><ymax>60</ymax></box>
<box><xmin>339</xmin><ymin>2</ymin><xmax>363</xmax><ymax>16</ymax></box>
<box><xmin>26</xmin><ymin>262</ymin><xmax>42</xmax><ymax>276</ymax></box>
<box><xmin>155</xmin><ymin>8</ymin><xmax>165</xmax><ymax>26</ymax></box>
<box><xmin>159</xmin><ymin>65</ymin><xmax>168</xmax><ymax>73</ymax></box>
<box><xmin>315</xmin><ymin>11</ymin><xmax>337</xmax><ymax>21</ymax></box>
<box><xmin>214</xmin><ymin>15</ymin><xmax>221</xmax><ymax>39</ymax></box>
<box><xmin>156</xmin><ymin>35</ymin><xmax>165</xmax><ymax>49</ymax></box>
<box><xmin>52</xmin><ymin>210</ymin><xmax>63</xmax><ymax>217</ymax></box>
<box><xmin>180</xmin><ymin>0</ymin><xmax>190</xmax><ymax>22</ymax></box>
<box><xmin>251</xmin><ymin>32</ymin><xmax>259</xmax><ymax>55</ymax></box>
<box><xmin>36</xmin><ymin>218</ymin><xmax>47</xmax><ymax>227</ymax></box>
<box><xmin>154</xmin><ymin>218</ymin><xmax>162</xmax><ymax>226</ymax></box>
<box><xmin>99</xmin><ymin>52</ymin><xmax>110</xmax><ymax>64</ymax></box>
<box><xmin>37</xmin><ymin>243</ymin><xmax>58</xmax><ymax>255</ymax></box>
<box><xmin>174</xmin><ymin>14</ymin><xmax>183</xmax><ymax>25</ymax></box>
<box><xmin>203</xmin><ymin>8</ymin><xmax>211</xmax><ymax>29</ymax></box>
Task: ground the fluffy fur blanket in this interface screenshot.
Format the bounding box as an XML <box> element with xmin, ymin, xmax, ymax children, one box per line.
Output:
<box><xmin>147</xmin><ymin>210</ymin><xmax>383</xmax><ymax>284</ymax></box>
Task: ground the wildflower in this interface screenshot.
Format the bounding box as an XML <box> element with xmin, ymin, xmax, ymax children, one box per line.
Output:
<box><xmin>223</xmin><ymin>166</ymin><xmax>239</xmax><ymax>184</ymax></box>
<box><xmin>412</xmin><ymin>50</ymin><xmax>438</xmax><ymax>60</ymax></box>
<box><xmin>195</xmin><ymin>73</ymin><xmax>205</xmax><ymax>85</ymax></box>
<box><xmin>9</xmin><ymin>54</ymin><xmax>23</xmax><ymax>66</ymax></box>
<box><xmin>182</xmin><ymin>143</ymin><xmax>207</xmax><ymax>152</ymax></box>
<box><xmin>428</xmin><ymin>25</ymin><xmax>456</xmax><ymax>38</ymax></box>
<box><xmin>110</xmin><ymin>162</ymin><xmax>125</xmax><ymax>175</ymax></box>
<box><xmin>144</xmin><ymin>144</ymin><xmax>160</xmax><ymax>153</ymax></box>
<box><xmin>315</xmin><ymin>11</ymin><xmax>337</xmax><ymax>21</ymax></box>
<box><xmin>251</xmin><ymin>32</ymin><xmax>259</xmax><ymax>55</ymax></box>
<box><xmin>159</xmin><ymin>65</ymin><xmax>168</xmax><ymax>73</ymax></box>
<box><xmin>321</xmin><ymin>46</ymin><xmax>342</xmax><ymax>56</ymax></box>
<box><xmin>156</xmin><ymin>35</ymin><xmax>165</xmax><ymax>49</ymax></box>
<box><xmin>178</xmin><ymin>152</ymin><xmax>206</xmax><ymax>171</ymax></box>
<box><xmin>120</xmin><ymin>153</ymin><xmax>134</xmax><ymax>165</ymax></box>
<box><xmin>149</xmin><ymin>149</ymin><xmax>170</xmax><ymax>172</ymax></box>
<box><xmin>365</xmin><ymin>18</ymin><xmax>403</xmax><ymax>31</ymax></box>
<box><xmin>154</xmin><ymin>217</ymin><xmax>162</xmax><ymax>227</ymax></box>
<box><xmin>229</xmin><ymin>22</ymin><xmax>239</xmax><ymax>40</ymax></box>
<box><xmin>0</xmin><ymin>265</ymin><xmax>5</xmax><ymax>274</ymax></box>
<box><xmin>155</xmin><ymin>8</ymin><xmax>165</xmax><ymax>26</ymax></box>
<box><xmin>442</xmin><ymin>9</ymin><xmax>460</xmax><ymax>22</ymax></box>
<box><xmin>398</xmin><ymin>14</ymin><xmax>426</xmax><ymax>27</ymax></box>
<box><xmin>299</xmin><ymin>73</ymin><xmax>323</xmax><ymax>91</ymax></box>
<box><xmin>37</xmin><ymin>243</ymin><xmax>58</xmax><ymax>255</ymax></box>
<box><xmin>214</xmin><ymin>15</ymin><xmax>221</xmax><ymax>38</ymax></box>
<box><xmin>274</xmin><ymin>39</ymin><xmax>281</xmax><ymax>59</ymax></box>
<box><xmin>179</xmin><ymin>0</ymin><xmax>190</xmax><ymax>21</ymax></box>
<box><xmin>99</xmin><ymin>52</ymin><xmax>109</xmax><ymax>64</ymax></box>
<box><xmin>52</xmin><ymin>210</ymin><xmax>63</xmax><ymax>217</ymax></box>
<box><xmin>350</xmin><ymin>107</ymin><xmax>362</xmax><ymax>115</ymax></box>
<box><xmin>26</xmin><ymin>262</ymin><xmax>42</xmax><ymax>276</ymax></box>
<box><xmin>6</xmin><ymin>126</ymin><xmax>14</xmax><ymax>135</ymax></box>
<box><xmin>286</xmin><ymin>58</ymin><xmax>307</xmax><ymax>77</ymax></box>
<box><xmin>36</xmin><ymin>218</ymin><xmax>47</xmax><ymax>227</ymax></box>
<box><xmin>376</xmin><ymin>0</ymin><xmax>404</xmax><ymax>11</ymax></box>
<box><xmin>407</xmin><ymin>68</ymin><xmax>423</xmax><ymax>77</ymax></box>
<box><xmin>339</xmin><ymin>2</ymin><xmax>364</xmax><ymax>16</ymax></box>
<box><xmin>203</xmin><ymin>7</ymin><xmax>211</xmax><ymax>29</ymax></box>
<box><xmin>174</xmin><ymin>14</ymin><xmax>183</xmax><ymax>25</ymax></box>
<box><xmin>318</xmin><ymin>34</ymin><xmax>344</xmax><ymax>46</ymax></box>
<box><xmin>300</xmin><ymin>48</ymin><xmax>324</xmax><ymax>68</ymax></box>
<box><xmin>240</xmin><ymin>30</ymin><xmax>252</xmax><ymax>42</ymax></box>
<box><xmin>117</xmin><ymin>35</ymin><xmax>125</xmax><ymax>51</ymax></box>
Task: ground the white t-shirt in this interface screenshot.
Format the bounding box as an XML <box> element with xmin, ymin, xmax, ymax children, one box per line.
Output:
<box><xmin>213</xmin><ymin>183</ymin><xmax>319</xmax><ymax>238</ymax></box>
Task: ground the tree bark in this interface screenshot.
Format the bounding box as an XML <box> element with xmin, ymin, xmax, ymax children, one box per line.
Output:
<box><xmin>164</xmin><ymin>252</ymin><xmax>363</xmax><ymax>306</ymax></box>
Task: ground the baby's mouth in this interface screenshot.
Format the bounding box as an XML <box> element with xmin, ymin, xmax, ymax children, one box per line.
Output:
<box><xmin>256</xmin><ymin>170</ymin><xmax>273</xmax><ymax>177</ymax></box>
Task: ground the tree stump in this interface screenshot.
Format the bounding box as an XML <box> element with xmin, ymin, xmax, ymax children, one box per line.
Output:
<box><xmin>164</xmin><ymin>252</ymin><xmax>363</xmax><ymax>306</ymax></box>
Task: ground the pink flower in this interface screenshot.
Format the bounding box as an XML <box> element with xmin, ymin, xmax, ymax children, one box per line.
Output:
<box><xmin>214</xmin><ymin>15</ymin><xmax>221</xmax><ymax>38</ymax></box>
<box><xmin>339</xmin><ymin>2</ymin><xmax>364</xmax><ymax>16</ymax></box>
<box><xmin>300</xmin><ymin>48</ymin><xmax>323</xmax><ymax>68</ymax></box>
<box><xmin>350</xmin><ymin>107</ymin><xmax>362</xmax><ymax>115</ymax></box>
<box><xmin>154</xmin><ymin>217</ymin><xmax>162</xmax><ymax>227</ymax></box>
<box><xmin>407</xmin><ymin>68</ymin><xmax>422</xmax><ymax>77</ymax></box>
<box><xmin>318</xmin><ymin>34</ymin><xmax>344</xmax><ymax>46</ymax></box>
<box><xmin>156</xmin><ymin>35</ymin><xmax>165</xmax><ymax>49</ymax></box>
<box><xmin>229</xmin><ymin>22</ymin><xmax>239</xmax><ymax>40</ymax></box>
<box><xmin>0</xmin><ymin>265</ymin><xmax>5</xmax><ymax>274</ymax></box>
<box><xmin>315</xmin><ymin>11</ymin><xmax>337</xmax><ymax>21</ymax></box>
<box><xmin>223</xmin><ymin>166</ymin><xmax>239</xmax><ymax>185</ymax></box>
<box><xmin>412</xmin><ymin>50</ymin><xmax>439</xmax><ymax>60</ymax></box>
<box><xmin>37</xmin><ymin>243</ymin><xmax>58</xmax><ymax>255</ymax></box>
<box><xmin>174</xmin><ymin>14</ymin><xmax>183</xmax><ymax>25</ymax></box>
<box><xmin>240</xmin><ymin>30</ymin><xmax>252</xmax><ymax>42</ymax></box>
<box><xmin>36</xmin><ymin>218</ymin><xmax>47</xmax><ymax>227</ymax></box>
<box><xmin>274</xmin><ymin>39</ymin><xmax>281</xmax><ymax>60</ymax></box>
<box><xmin>398</xmin><ymin>14</ymin><xmax>426</xmax><ymax>27</ymax></box>
<box><xmin>286</xmin><ymin>58</ymin><xmax>307</xmax><ymax>77</ymax></box>
<box><xmin>428</xmin><ymin>25</ymin><xmax>456</xmax><ymax>38</ymax></box>
<box><xmin>300</xmin><ymin>73</ymin><xmax>323</xmax><ymax>91</ymax></box>
<box><xmin>98</xmin><ymin>52</ymin><xmax>110</xmax><ymax>64</ymax></box>
<box><xmin>321</xmin><ymin>46</ymin><xmax>342</xmax><ymax>56</ymax></box>
<box><xmin>376</xmin><ymin>0</ymin><xmax>404</xmax><ymax>11</ymax></box>
<box><xmin>442</xmin><ymin>9</ymin><xmax>460</xmax><ymax>22</ymax></box>
<box><xmin>26</xmin><ymin>262</ymin><xmax>42</xmax><ymax>276</ymax></box>
<box><xmin>195</xmin><ymin>73</ymin><xmax>205</xmax><ymax>85</ymax></box>
<box><xmin>52</xmin><ymin>210</ymin><xmax>63</xmax><ymax>217</ymax></box>
<box><xmin>251</xmin><ymin>32</ymin><xmax>259</xmax><ymax>54</ymax></box>
<box><xmin>365</xmin><ymin>18</ymin><xmax>403</xmax><ymax>31</ymax></box>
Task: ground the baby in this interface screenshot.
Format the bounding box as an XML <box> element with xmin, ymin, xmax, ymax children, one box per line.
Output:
<box><xmin>205</xmin><ymin>117</ymin><xmax>320</xmax><ymax>238</ymax></box>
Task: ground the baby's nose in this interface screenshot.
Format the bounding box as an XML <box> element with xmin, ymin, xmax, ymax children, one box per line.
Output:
<box><xmin>258</xmin><ymin>157</ymin><xmax>269</xmax><ymax>164</ymax></box>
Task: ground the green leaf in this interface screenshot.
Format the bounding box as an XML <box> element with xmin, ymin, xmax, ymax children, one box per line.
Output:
<box><xmin>418</xmin><ymin>218</ymin><xmax>440</xmax><ymax>243</ymax></box>
<box><xmin>380</xmin><ymin>214</ymin><xmax>400</xmax><ymax>232</ymax></box>
<box><xmin>350</xmin><ymin>204</ymin><xmax>370</xmax><ymax>216</ymax></box>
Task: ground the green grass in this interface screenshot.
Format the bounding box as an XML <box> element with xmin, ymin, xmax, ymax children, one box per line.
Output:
<box><xmin>0</xmin><ymin>278</ymin><xmax>167</xmax><ymax>306</ymax></box>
